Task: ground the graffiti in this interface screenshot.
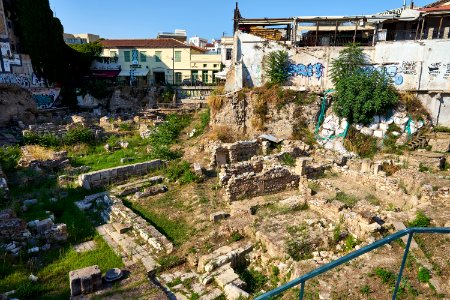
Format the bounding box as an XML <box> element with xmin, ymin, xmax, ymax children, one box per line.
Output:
<box><xmin>401</xmin><ymin>61</ymin><xmax>417</xmax><ymax>75</ymax></box>
<box><xmin>428</xmin><ymin>63</ymin><xmax>441</xmax><ymax>77</ymax></box>
<box><xmin>32</xmin><ymin>89</ymin><xmax>60</xmax><ymax>109</ymax></box>
<box><xmin>0</xmin><ymin>73</ymin><xmax>31</xmax><ymax>87</ymax></box>
<box><xmin>288</xmin><ymin>62</ymin><xmax>324</xmax><ymax>80</ymax></box>
<box><xmin>444</xmin><ymin>63</ymin><xmax>450</xmax><ymax>80</ymax></box>
<box><xmin>0</xmin><ymin>42</ymin><xmax>21</xmax><ymax>72</ymax></box>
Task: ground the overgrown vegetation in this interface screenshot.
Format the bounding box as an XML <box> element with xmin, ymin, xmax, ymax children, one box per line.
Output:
<box><xmin>193</xmin><ymin>109</ymin><xmax>211</xmax><ymax>137</ymax></box>
<box><xmin>280</xmin><ymin>153</ymin><xmax>296</xmax><ymax>167</ymax></box>
<box><xmin>24</xmin><ymin>125</ymin><xmax>94</xmax><ymax>147</ymax></box>
<box><xmin>208</xmin><ymin>86</ymin><xmax>225</xmax><ymax>115</ymax></box>
<box><xmin>418</xmin><ymin>266</ymin><xmax>431</xmax><ymax>283</ymax></box>
<box><xmin>235</xmin><ymin>266</ymin><xmax>268</xmax><ymax>294</ymax></box>
<box><xmin>330</xmin><ymin>44</ymin><xmax>398</xmax><ymax>125</ymax></box>
<box><xmin>286</xmin><ymin>224</ymin><xmax>314</xmax><ymax>261</ymax></box>
<box><xmin>165</xmin><ymin>160</ymin><xmax>199</xmax><ymax>185</ymax></box>
<box><xmin>263</xmin><ymin>50</ymin><xmax>290</xmax><ymax>85</ymax></box>
<box><xmin>399</xmin><ymin>92</ymin><xmax>430</xmax><ymax>122</ymax></box>
<box><xmin>332</xmin><ymin>191</ymin><xmax>359</xmax><ymax>207</ymax></box>
<box><xmin>383</xmin><ymin>123</ymin><xmax>406</xmax><ymax>155</ymax></box>
<box><xmin>344</xmin><ymin>127</ymin><xmax>378</xmax><ymax>158</ymax></box>
<box><xmin>0</xmin><ymin>145</ymin><xmax>21</xmax><ymax>172</ymax></box>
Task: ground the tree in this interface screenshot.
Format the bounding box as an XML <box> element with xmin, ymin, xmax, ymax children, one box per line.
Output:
<box><xmin>330</xmin><ymin>44</ymin><xmax>398</xmax><ymax>125</ymax></box>
<box><xmin>14</xmin><ymin>0</ymin><xmax>92</xmax><ymax>85</ymax></box>
<box><xmin>263</xmin><ymin>50</ymin><xmax>290</xmax><ymax>86</ymax></box>
<box><xmin>70</xmin><ymin>41</ymin><xmax>103</xmax><ymax>58</ymax></box>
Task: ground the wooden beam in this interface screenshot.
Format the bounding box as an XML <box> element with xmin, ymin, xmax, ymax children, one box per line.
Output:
<box><xmin>353</xmin><ymin>20</ymin><xmax>359</xmax><ymax>43</ymax></box>
<box><xmin>420</xmin><ymin>16</ymin><xmax>426</xmax><ymax>40</ymax></box>
<box><xmin>415</xmin><ymin>19</ymin><xmax>421</xmax><ymax>40</ymax></box>
<box><xmin>437</xmin><ymin>16</ymin><xmax>444</xmax><ymax>39</ymax></box>
<box><xmin>315</xmin><ymin>21</ymin><xmax>319</xmax><ymax>46</ymax></box>
<box><xmin>334</xmin><ymin>21</ymin><xmax>338</xmax><ymax>46</ymax></box>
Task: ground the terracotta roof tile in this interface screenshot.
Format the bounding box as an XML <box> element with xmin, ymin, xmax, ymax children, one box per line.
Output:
<box><xmin>100</xmin><ymin>38</ymin><xmax>189</xmax><ymax>48</ymax></box>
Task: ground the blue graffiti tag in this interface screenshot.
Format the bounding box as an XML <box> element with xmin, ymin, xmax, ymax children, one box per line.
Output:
<box><xmin>361</xmin><ymin>64</ymin><xmax>404</xmax><ymax>86</ymax></box>
<box><xmin>288</xmin><ymin>63</ymin><xmax>324</xmax><ymax>80</ymax></box>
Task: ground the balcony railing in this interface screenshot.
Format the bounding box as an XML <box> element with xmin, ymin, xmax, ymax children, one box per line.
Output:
<box><xmin>255</xmin><ymin>227</ymin><xmax>450</xmax><ymax>300</ymax></box>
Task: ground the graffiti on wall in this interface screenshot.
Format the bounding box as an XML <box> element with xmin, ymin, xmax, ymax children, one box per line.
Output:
<box><xmin>288</xmin><ymin>62</ymin><xmax>325</xmax><ymax>80</ymax></box>
<box><xmin>0</xmin><ymin>42</ymin><xmax>21</xmax><ymax>73</ymax></box>
<box><xmin>32</xmin><ymin>89</ymin><xmax>60</xmax><ymax>109</ymax></box>
<box><xmin>401</xmin><ymin>61</ymin><xmax>417</xmax><ymax>75</ymax></box>
<box><xmin>428</xmin><ymin>63</ymin><xmax>442</xmax><ymax>78</ymax></box>
<box><xmin>362</xmin><ymin>64</ymin><xmax>405</xmax><ymax>85</ymax></box>
<box><xmin>0</xmin><ymin>73</ymin><xmax>45</xmax><ymax>88</ymax></box>
<box><xmin>444</xmin><ymin>63</ymin><xmax>450</xmax><ymax>80</ymax></box>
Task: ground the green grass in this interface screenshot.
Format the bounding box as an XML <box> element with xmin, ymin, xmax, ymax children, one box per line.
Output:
<box><xmin>418</xmin><ymin>266</ymin><xmax>431</xmax><ymax>283</ymax></box>
<box><xmin>374</xmin><ymin>267</ymin><xmax>396</xmax><ymax>287</ymax></box>
<box><xmin>280</xmin><ymin>153</ymin><xmax>296</xmax><ymax>167</ymax></box>
<box><xmin>123</xmin><ymin>193</ymin><xmax>192</xmax><ymax>246</ymax></box>
<box><xmin>408</xmin><ymin>211</ymin><xmax>431</xmax><ymax>228</ymax></box>
<box><xmin>333</xmin><ymin>192</ymin><xmax>359</xmax><ymax>207</ymax></box>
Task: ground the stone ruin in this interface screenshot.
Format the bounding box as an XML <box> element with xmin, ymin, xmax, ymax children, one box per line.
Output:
<box><xmin>212</xmin><ymin>139</ymin><xmax>311</xmax><ymax>202</ymax></box>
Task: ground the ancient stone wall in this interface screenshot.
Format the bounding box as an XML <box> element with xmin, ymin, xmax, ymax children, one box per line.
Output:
<box><xmin>211</xmin><ymin>140</ymin><xmax>260</xmax><ymax>167</ymax></box>
<box><xmin>219</xmin><ymin>160</ymin><xmax>264</xmax><ymax>186</ymax></box>
<box><xmin>225</xmin><ymin>166</ymin><xmax>300</xmax><ymax>202</ymax></box>
<box><xmin>78</xmin><ymin>159</ymin><xmax>166</xmax><ymax>189</ymax></box>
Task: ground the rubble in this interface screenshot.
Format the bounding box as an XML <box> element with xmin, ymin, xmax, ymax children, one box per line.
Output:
<box><xmin>69</xmin><ymin>265</ymin><xmax>102</xmax><ymax>296</ymax></box>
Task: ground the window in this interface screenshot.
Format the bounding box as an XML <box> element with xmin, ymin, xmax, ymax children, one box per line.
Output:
<box><xmin>124</xmin><ymin>51</ymin><xmax>131</xmax><ymax>62</ymax></box>
<box><xmin>175</xmin><ymin>72</ymin><xmax>182</xmax><ymax>84</ymax></box>
<box><xmin>175</xmin><ymin>51</ymin><xmax>181</xmax><ymax>62</ymax></box>
<box><xmin>226</xmin><ymin>49</ymin><xmax>232</xmax><ymax>60</ymax></box>
<box><xmin>218</xmin><ymin>48</ymin><xmax>222</xmax><ymax>54</ymax></box>
<box><xmin>213</xmin><ymin>64</ymin><xmax>218</xmax><ymax>68</ymax></box>
<box><xmin>140</xmin><ymin>51</ymin><xmax>147</xmax><ymax>62</ymax></box>
<box><xmin>202</xmin><ymin>71</ymin><xmax>208</xmax><ymax>83</ymax></box>
<box><xmin>213</xmin><ymin>71</ymin><xmax>218</xmax><ymax>83</ymax></box>
<box><xmin>155</xmin><ymin>51</ymin><xmax>162</xmax><ymax>62</ymax></box>
<box><xmin>110</xmin><ymin>51</ymin><xmax>117</xmax><ymax>57</ymax></box>
<box><xmin>191</xmin><ymin>70</ymin><xmax>198</xmax><ymax>81</ymax></box>
<box><xmin>203</xmin><ymin>64</ymin><xmax>207</xmax><ymax>68</ymax></box>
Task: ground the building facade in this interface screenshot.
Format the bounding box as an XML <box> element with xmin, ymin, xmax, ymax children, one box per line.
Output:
<box><xmin>64</xmin><ymin>33</ymin><xmax>100</xmax><ymax>45</ymax></box>
<box><xmin>99</xmin><ymin>38</ymin><xmax>222</xmax><ymax>86</ymax></box>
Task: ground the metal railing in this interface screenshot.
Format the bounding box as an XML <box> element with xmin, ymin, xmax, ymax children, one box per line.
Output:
<box><xmin>255</xmin><ymin>227</ymin><xmax>450</xmax><ymax>300</ymax></box>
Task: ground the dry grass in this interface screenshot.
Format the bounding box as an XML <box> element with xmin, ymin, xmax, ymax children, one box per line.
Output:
<box><xmin>207</xmin><ymin>86</ymin><xmax>226</xmax><ymax>115</ymax></box>
<box><xmin>208</xmin><ymin>125</ymin><xmax>240</xmax><ymax>143</ymax></box>
<box><xmin>398</xmin><ymin>92</ymin><xmax>430</xmax><ymax>121</ymax></box>
<box><xmin>25</xmin><ymin>145</ymin><xmax>55</xmax><ymax>160</ymax></box>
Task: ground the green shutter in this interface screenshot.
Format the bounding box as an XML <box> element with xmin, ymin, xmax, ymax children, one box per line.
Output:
<box><xmin>140</xmin><ymin>51</ymin><xmax>147</xmax><ymax>62</ymax></box>
<box><xmin>124</xmin><ymin>51</ymin><xmax>131</xmax><ymax>62</ymax></box>
<box><xmin>175</xmin><ymin>51</ymin><xmax>181</xmax><ymax>62</ymax></box>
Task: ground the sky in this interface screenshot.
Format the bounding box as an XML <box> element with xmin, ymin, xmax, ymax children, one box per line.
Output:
<box><xmin>49</xmin><ymin>0</ymin><xmax>432</xmax><ymax>41</ymax></box>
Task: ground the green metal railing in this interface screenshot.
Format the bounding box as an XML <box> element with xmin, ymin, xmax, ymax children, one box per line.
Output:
<box><xmin>255</xmin><ymin>227</ymin><xmax>450</xmax><ymax>300</ymax></box>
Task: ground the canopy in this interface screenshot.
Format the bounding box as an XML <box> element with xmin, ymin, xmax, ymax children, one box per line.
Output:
<box><xmin>118</xmin><ymin>69</ymin><xmax>150</xmax><ymax>77</ymax></box>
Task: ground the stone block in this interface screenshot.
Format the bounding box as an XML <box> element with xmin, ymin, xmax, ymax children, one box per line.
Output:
<box><xmin>215</xmin><ymin>266</ymin><xmax>240</xmax><ymax>288</ymax></box>
<box><xmin>112</xmin><ymin>222</ymin><xmax>131</xmax><ymax>234</ymax></box>
<box><xmin>224</xmin><ymin>283</ymin><xmax>250</xmax><ymax>300</ymax></box>
<box><xmin>69</xmin><ymin>265</ymin><xmax>102</xmax><ymax>296</ymax></box>
<box><xmin>209</xmin><ymin>211</ymin><xmax>230</xmax><ymax>222</ymax></box>
<box><xmin>142</xmin><ymin>256</ymin><xmax>160</xmax><ymax>276</ymax></box>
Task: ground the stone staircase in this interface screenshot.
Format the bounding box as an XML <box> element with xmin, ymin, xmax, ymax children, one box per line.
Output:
<box><xmin>407</xmin><ymin>129</ymin><xmax>431</xmax><ymax>150</ymax></box>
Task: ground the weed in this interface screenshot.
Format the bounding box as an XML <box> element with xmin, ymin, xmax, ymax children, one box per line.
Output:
<box><xmin>193</xmin><ymin>109</ymin><xmax>210</xmax><ymax>137</ymax></box>
<box><xmin>360</xmin><ymin>284</ymin><xmax>372</xmax><ymax>296</ymax></box>
<box><xmin>189</xmin><ymin>292</ymin><xmax>200</xmax><ymax>300</ymax></box>
<box><xmin>308</xmin><ymin>182</ymin><xmax>320</xmax><ymax>194</ymax></box>
<box><xmin>167</xmin><ymin>277</ymin><xmax>182</xmax><ymax>287</ymax></box>
<box><xmin>374</xmin><ymin>267</ymin><xmax>396</xmax><ymax>287</ymax></box>
<box><xmin>235</xmin><ymin>267</ymin><xmax>268</xmax><ymax>294</ymax></box>
<box><xmin>157</xmin><ymin>255</ymin><xmax>186</xmax><ymax>272</ymax></box>
<box><xmin>418</xmin><ymin>266</ymin><xmax>431</xmax><ymax>283</ymax></box>
<box><xmin>382</xmin><ymin>162</ymin><xmax>400</xmax><ymax>176</ymax></box>
<box><xmin>334</xmin><ymin>192</ymin><xmax>359</xmax><ymax>207</ymax></box>
<box><xmin>365</xmin><ymin>194</ymin><xmax>380</xmax><ymax>206</ymax></box>
<box><xmin>208</xmin><ymin>125</ymin><xmax>236</xmax><ymax>143</ymax></box>
<box><xmin>229</xmin><ymin>232</ymin><xmax>244</xmax><ymax>243</ymax></box>
<box><xmin>280</xmin><ymin>153</ymin><xmax>296</xmax><ymax>167</ymax></box>
<box><xmin>118</xmin><ymin>122</ymin><xmax>135</xmax><ymax>132</ymax></box>
<box><xmin>286</xmin><ymin>239</ymin><xmax>313</xmax><ymax>261</ymax></box>
<box><xmin>344</xmin><ymin>127</ymin><xmax>378</xmax><ymax>158</ymax></box>
<box><xmin>408</xmin><ymin>211</ymin><xmax>431</xmax><ymax>227</ymax></box>
<box><xmin>434</xmin><ymin>126</ymin><xmax>450</xmax><ymax>133</ymax></box>
<box><xmin>343</xmin><ymin>235</ymin><xmax>359</xmax><ymax>251</ymax></box>
<box><xmin>418</xmin><ymin>163</ymin><xmax>430</xmax><ymax>173</ymax></box>
<box><xmin>208</xmin><ymin>86</ymin><xmax>225</xmax><ymax>115</ymax></box>
<box><xmin>165</xmin><ymin>160</ymin><xmax>199</xmax><ymax>185</ymax></box>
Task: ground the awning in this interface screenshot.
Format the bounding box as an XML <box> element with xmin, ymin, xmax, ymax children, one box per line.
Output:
<box><xmin>215</xmin><ymin>70</ymin><xmax>228</xmax><ymax>79</ymax></box>
<box><xmin>118</xmin><ymin>69</ymin><xmax>150</xmax><ymax>77</ymax></box>
<box><xmin>90</xmin><ymin>70</ymin><xmax>121</xmax><ymax>78</ymax></box>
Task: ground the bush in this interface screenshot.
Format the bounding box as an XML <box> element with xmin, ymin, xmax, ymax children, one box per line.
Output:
<box><xmin>263</xmin><ymin>50</ymin><xmax>290</xmax><ymax>85</ymax></box>
<box><xmin>344</xmin><ymin>127</ymin><xmax>377</xmax><ymax>158</ymax></box>
<box><xmin>63</xmin><ymin>126</ymin><xmax>94</xmax><ymax>145</ymax></box>
<box><xmin>374</xmin><ymin>267</ymin><xmax>396</xmax><ymax>287</ymax></box>
<box><xmin>0</xmin><ymin>146</ymin><xmax>21</xmax><ymax>172</ymax></box>
<box><xmin>208</xmin><ymin>86</ymin><xmax>225</xmax><ymax>115</ymax></box>
<box><xmin>165</xmin><ymin>160</ymin><xmax>199</xmax><ymax>185</ymax></box>
<box><xmin>408</xmin><ymin>211</ymin><xmax>431</xmax><ymax>227</ymax></box>
<box><xmin>287</xmin><ymin>239</ymin><xmax>313</xmax><ymax>261</ymax></box>
<box><xmin>280</xmin><ymin>153</ymin><xmax>296</xmax><ymax>167</ymax></box>
<box><xmin>24</xmin><ymin>126</ymin><xmax>94</xmax><ymax>147</ymax></box>
<box><xmin>334</xmin><ymin>192</ymin><xmax>359</xmax><ymax>207</ymax></box>
<box><xmin>208</xmin><ymin>125</ymin><xmax>235</xmax><ymax>143</ymax></box>
<box><xmin>331</xmin><ymin>44</ymin><xmax>398</xmax><ymax>125</ymax></box>
<box><xmin>193</xmin><ymin>109</ymin><xmax>210</xmax><ymax>137</ymax></box>
<box><xmin>23</xmin><ymin>132</ymin><xmax>60</xmax><ymax>147</ymax></box>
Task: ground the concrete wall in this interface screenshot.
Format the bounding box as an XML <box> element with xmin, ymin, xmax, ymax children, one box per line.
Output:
<box><xmin>78</xmin><ymin>160</ymin><xmax>166</xmax><ymax>189</ymax></box>
<box><xmin>232</xmin><ymin>31</ymin><xmax>450</xmax><ymax>126</ymax></box>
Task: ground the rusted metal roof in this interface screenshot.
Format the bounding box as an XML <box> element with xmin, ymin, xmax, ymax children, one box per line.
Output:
<box><xmin>419</xmin><ymin>4</ymin><xmax>450</xmax><ymax>11</ymax></box>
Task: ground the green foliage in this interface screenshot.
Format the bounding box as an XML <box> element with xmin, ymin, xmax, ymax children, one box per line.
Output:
<box><xmin>280</xmin><ymin>153</ymin><xmax>296</xmax><ymax>167</ymax></box>
<box><xmin>343</xmin><ymin>234</ymin><xmax>359</xmax><ymax>251</ymax></box>
<box><xmin>167</xmin><ymin>277</ymin><xmax>182</xmax><ymax>287</ymax></box>
<box><xmin>287</xmin><ymin>239</ymin><xmax>313</xmax><ymax>261</ymax></box>
<box><xmin>0</xmin><ymin>145</ymin><xmax>21</xmax><ymax>172</ymax></box>
<box><xmin>334</xmin><ymin>192</ymin><xmax>359</xmax><ymax>207</ymax></box>
<box><xmin>165</xmin><ymin>160</ymin><xmax>199</xmax><ymax>185</ymax></box>
<box><xmin>331</xmin><ymin>44</ymin><xmax>398</xmax><ymax>124</ymax></box>
<box><xmin>374</xmin><ymin>267</ymin><xmax>396</xmax><ymax>287</ymax></box>
<box><xmin>236</xmin><ymin>267</ymin><xmax>268</xmax><ymax>294</ymax></box>
<box><xmin>118</xmin><ymin>122</ymin><xmax>135</xmax><ymax>132</ymax></box>
<box><xmin>418</xmin><ymin>267</ymin><xmax>431</xmax><ymax>283</ymax></box>
<box><xmin>69</xmin><ymin>41</ymin><xmax>103</xmax><ymax>57</ymax></box>
<box><xmin>434</xmin><ymin>126</ymin><xmax>450</xmax><ymax>133</ymax></box>
<box><xmin>193</xmin><ymin>109</ymin><xmax>211</xmax><ymax>137</ymax></box>
<box><xmin>418</xmin><ymin>163</ymin><xmax>430</xmax><ymax>173</ymax></box>
<box><xmin>263</xmin><ymin>50</ymin><xmax>290</xmax><ymax>85</ymax></box>
<box><xmin>360</xmin><ymin>284</ymin><xmax>372</xmax><ymax>296</ymax></box>
<box><xmin>79</xmin><ymin>80</ymin><xmax>112</xmax><ymax>100</ymax></box>
<box><xmin>229</xmin><ymin>232</ymin><xmax>244</xmax><ymax>243</ymax></box>
<box><xmin>344</xmin><ymin>127</ymin><xmax>378</xmax><ymax>158</ymax></box>
<box><xmin>157</xmin><ymin>255</ymin><xmax>185</xmax><ymax>271</ymax></box>
<box><xmin>408</xmin><ymin>211</ymin><xmax>431</xmax><ymax>227</ymax></box>
<box><xmin>24</xmin><ymin>126</ymin><xmax>94</xmax><ymax>147</ymax></box>
<box><xmin>383</xmin><ymin>124</ymin><xmax>405</xmax><ymax>154</ymax></box>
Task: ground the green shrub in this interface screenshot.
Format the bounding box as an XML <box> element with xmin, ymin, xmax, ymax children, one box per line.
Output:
<box><xmin>334</xmin><ymin>192</ymin><xmax>359</xmax><ymax>207</ymax></box>
<box><xmin>343</xmin><ymin>234</ymin><xmax>359</xmax><ymax>251</ymax></box>
<box><xmin>434</xmin><ymin>126</ymin><xmax>450</xmax><ymax>133</ymax></box>
<box><xmin>344</xmin><ymin>127</ymin><xmax>377</xmax><ymax>158</ymax></box>
<box><xmin>165</xmin><ymin>160</ymin><xmax>198</xmax><ymax>185</ymax></box>
<box><xmin>331</xmin><ymin>44</ymin><xmax>398</xmax><ymax>125</ymax></box>
<box><xmin>23</xmin><ymin>132</ymin><xmax>60</xmax><ymax>147</ymax></box>
<box><xmin>408</xmin><ymin>211</ymin><xmax>431</xmax><ymax>227</ymax></box>
<box><xmin>287</xmin><ymin>239</ymin><xmax>313</xmax><ymax>261</ymax></box>
<box><xmin>236</xmin><ymin>267</ymin><xmax>268</xmax><ymax>294</ymax></box>
<box><xmin>63</xmin><ymin>126</ymin><xmax>94</xmax><ymax>145</ymax></box>
<box><xmin>0</xmin><ymin>145</ymin><xmax>21</xmax><ymax>172</ymax></box>
<box><xmin>193</xmin><ymin>109</ymin><xmax>210</xmax><ymax>137</ymax></box>
<box><xmin>418</xmin><ymin>267</ymin><xmax>431</xmax><ymax>283</ymax></box>
<box><xmin>263</xmin><ymin>50</ymin><xmax>290</xmax><ymax>85</ymax></box>
<box><xmin>229</xmin><ymin>232</ymin><xmax>244</xmax><ymax>243</ymax></box>
<box><xmin>118</xmin><ymin>122</ymin><xmax>134</xmax><ymax>132</ymax></box>
<box><xmin>280</xmin><ymin>153</ymin><xmax>296</xmax><ymax>167</ymax></box>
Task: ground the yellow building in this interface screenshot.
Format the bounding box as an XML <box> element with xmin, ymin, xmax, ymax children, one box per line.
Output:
<box><xmin>100</xmin><ymin>38</ymin><xmax>222</xmax><ymax>86</ymax></box>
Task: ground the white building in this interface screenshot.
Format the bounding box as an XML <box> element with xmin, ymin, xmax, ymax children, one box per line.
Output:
<box><xmin>189</xmin><ymin>36</ymin><xmax>208</xmax><ymax>48</ymax></box>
